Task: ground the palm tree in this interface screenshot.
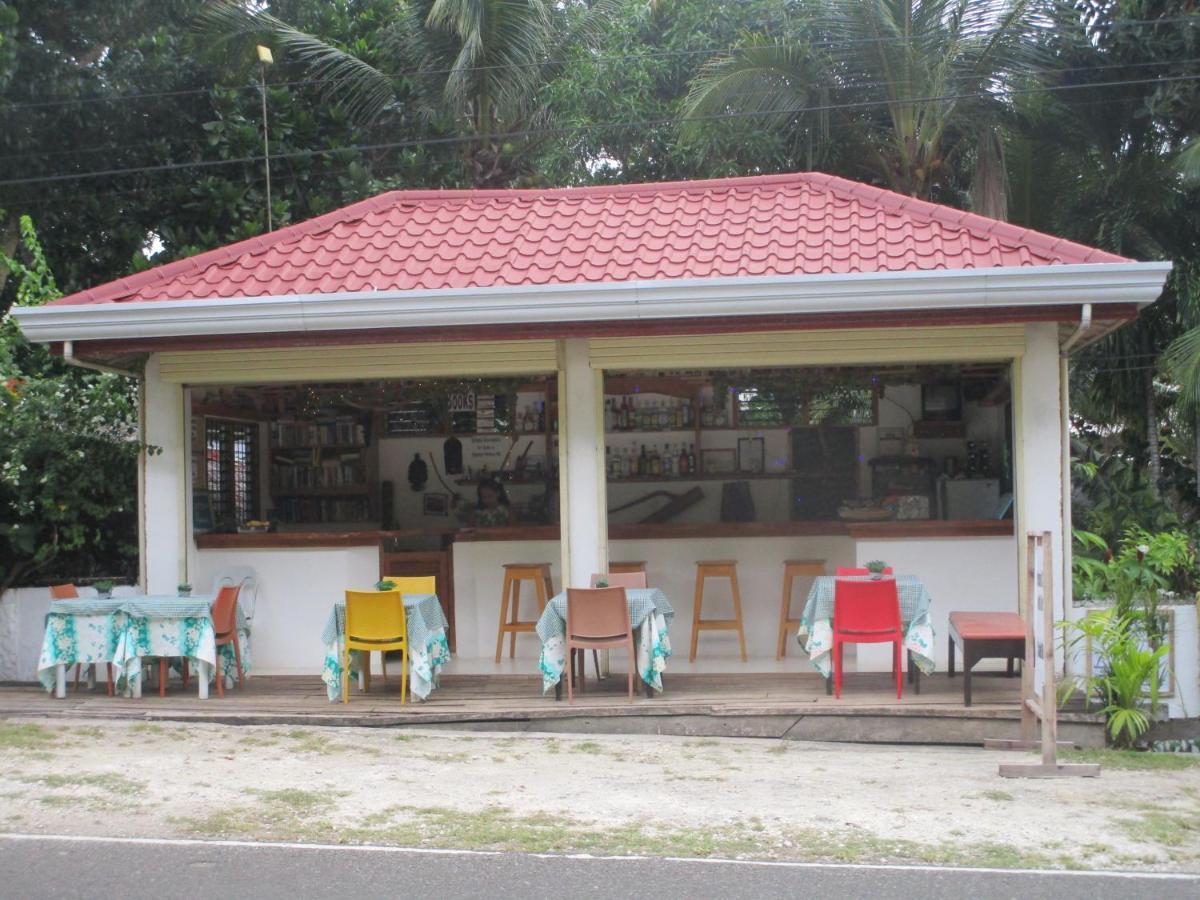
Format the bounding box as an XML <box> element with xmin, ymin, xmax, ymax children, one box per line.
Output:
<box><xmin>201</xmin><ymin>0</ymin><xmax>630</xmax><ymax>186</ymax></box>
<box><xmin>681</xmin><ymin>0</ymin><xmax>1047</xmax><ymax>216</ymax></box>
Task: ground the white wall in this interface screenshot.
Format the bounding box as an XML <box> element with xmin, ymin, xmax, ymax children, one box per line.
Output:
<box><xmin>193</xmin><ymin>547</ymin><xmax>378</xmax><ymax>676</ymax></box>
<box><xmin>144</xmin><ymin>357</ymin><xmax>188</xmax><ymax>592</ymax></box>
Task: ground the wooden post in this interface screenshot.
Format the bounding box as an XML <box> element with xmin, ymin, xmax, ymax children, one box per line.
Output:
<box><xmin>994</xmin><ymin>532</ymin><xmax>1100</xmax><ymax>778</ymax></box>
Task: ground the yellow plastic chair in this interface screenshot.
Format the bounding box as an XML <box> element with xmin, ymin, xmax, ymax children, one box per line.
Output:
<box><xmin>343</xmin><ymin>589</ymin><xmax>408</xmax><ymax>704</ymax></box>
<box><xmin>379</xmin><ymin>576</ymin><xmax>436</xmax><ymax>684</ymax></box>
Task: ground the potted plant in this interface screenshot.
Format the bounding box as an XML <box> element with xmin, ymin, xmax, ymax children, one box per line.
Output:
<box><xmin>375</xmin><ymin>579</ymin><xmax>397</xmax><ymax>592</ymax></box>
<box><xmin>177</xmin><ymin>582</ymin><xmax>192</xmax><ymax>597</ymax></box>
<box><xmin>594</xmin><ymin>578</ymin><xmax>609</xmax><ymax>588</ymax></box>
<box><xmin>865</xmin><ymin>560</ymin><xmax>888</xmax><ymax>579</ymax></box>
<box><xmin>94</xmin><ymin>580</ymin><xmax>114</xmax><ymax>599</ymax></box>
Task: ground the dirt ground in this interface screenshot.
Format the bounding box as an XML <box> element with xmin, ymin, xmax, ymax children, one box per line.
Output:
<box><xmin>1</xmin><ymin>717</ymin><xmax>1198</xmax><ymax>871</ymax></box>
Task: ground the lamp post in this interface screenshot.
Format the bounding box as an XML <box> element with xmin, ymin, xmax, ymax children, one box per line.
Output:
<box><xmin>256</xmin><ymin>44</ymin><xmax>274</xmax><ymax>232</ymax></box>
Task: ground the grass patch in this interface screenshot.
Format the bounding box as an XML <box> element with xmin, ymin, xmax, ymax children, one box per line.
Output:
<box><xmin>0</xmin><ymin>722</ymin><xmax>59</xmax><ymax>750</ymax></box>
<box><xmin>283</xmin><ymin>730</ymin><xmax>335</xmax><ymax>755</ymax></box>
<box><xmin>181</xmin><ymin>803</ymin><xmax>1071</xmax><ymax>869</ymax></box>
<box><xmin>767</xmin><ymin>743</ymin><xmax>789</xmax><ymax>755</ymax></box>
<box><xmin>130</xmin><ymin>723</ymin><xmax>168</xmax><ymax>735</ymax></box>
<box><xmin>19</xmin><ymin>772</ymin><xmax>145</xmax><ymax>795</ymax></box>
<box><xmin>1060</xmin><ymin>749</ymin><xmax>1200</xmax><ymax>771</ymax></box>
<box><xmin>70</xmin><ymin>726</ymin><xmax>105</xmax><ymax>739</ymax></box>
<box><xmin>1116</xmin><ymin>809</ymin><xmax>1200</xmax><ymax>853</ymax></box>
<box><xmin>978</xmin><ymin>790</ymin><xmax>1015</xmax><ymax>802</ymax></box>
<box><xmin>571</xmin><ymin>741</ymin><xmax>603</xmax><ymax>754</ymax></box>
<box><xmin>250</xmin><ymin>788</ymin><xmax>334</xmax><ymax>815</ymax></box>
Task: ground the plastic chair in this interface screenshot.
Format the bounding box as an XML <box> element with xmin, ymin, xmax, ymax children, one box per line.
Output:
<box><xmin>581</xmin><ymin>572</ymin><xmax>647</xmax><ymax>678</ymax></box>
<box><xmin>379</xmin><ymin>576</ymin><xmax>435</xmax><ymax>683</ymax></box>
<box><xmin>51</xmin><ymin>584</ymin><xmax>114</xmax><ymax>697</ymax></box>
<box><xmin>832</xmin><ymin>577</ymin><xmax>904</xmax><ymax>700</ymax></box>
<box><xmin>343</xmin><ymin>589</ymin><xmax>408</xmax><ymax>704</ymax></box>
<box><xmin>565</xmin><ymin>587</ymin><xmax>635</xmax><ymax>704</ymax></box>
<box><xmin>213</xmin><ymin>567</ymin><xmax>258</xmax><ymax>625</ymax></box>
<box><xmin>210</xmin><ymin>585</ymin><xmax>245</xmax><ymax>698</ymax></box>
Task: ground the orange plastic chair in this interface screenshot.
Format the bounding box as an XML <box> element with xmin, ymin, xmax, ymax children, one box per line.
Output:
<box><xmin>832</xmin><ymin>577</ymin><xmax>904</xmax><ymax>700</ymax></box>
<box><xmin>378</xmin><ymin>576</ymin><xmax>434</xmax><ymax>683</ymax></box>
<box><xmin>343</xmin><ymin>589</ymin><xmax>408</xmax><ymax>704</ymax></box>
<box><xmin>210</xmin><ymin>585</ymin><xmax>245</xmax><ymax>698</ymax></box>
<box><xmin>51</xmin><ymin>584</ymin><xmax>114</xmax><ymax>698</ymax></box>
<box><xmin>565</xmin><ymin>587</ymin><xmax>635</xmax><ymax>704</ymax></box>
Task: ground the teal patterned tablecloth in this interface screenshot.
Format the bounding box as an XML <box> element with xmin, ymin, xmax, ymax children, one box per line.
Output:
<box><xmin>537</xmin><ymin>588</ymin><xmax>674</xmax><ymax>694</ymax></box>
<box><xmin>38</xmin><ymin>594</ymin><xmax>251</xmax><ymax>696</ymax></box>
<box><xmin>798</xmin><ymin>575</ymin><xmax>936</xmax><ymax>677</ymax></box>
<box><xmin>321</xmin><ymin>593</ymin><xmax>451</xmax><ymax>701</ymax></box>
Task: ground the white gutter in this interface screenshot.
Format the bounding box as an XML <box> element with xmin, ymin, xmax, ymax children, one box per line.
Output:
<box><xmin>63</xmin><ymin>340</ymin><xmax>139</xmax><ymax>378</ymax></box>
<box><xmin>1060</xmin><ymin>303</ymin><xmax>1094</xmax><ymax>356</ymax></box>
<box><xmin>11</xmin><ymin>261</ymin><xmax>1172</xmax><ymax>344</ymax></box>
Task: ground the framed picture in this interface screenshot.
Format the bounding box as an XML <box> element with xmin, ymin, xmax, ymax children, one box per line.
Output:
<box><xmin>423</xmin><ymin>492</ymin><xmax>449</xmax><ymax>517</ymax></box>
<box><xmin>737</xmin><ymin>437</ymin><xmax>765</xmax><ymax>474</ymax></box>
<box><xmin>702</xmin><ymin>448</ymin><xmax>737</xmax><ymax>475</ymax></box>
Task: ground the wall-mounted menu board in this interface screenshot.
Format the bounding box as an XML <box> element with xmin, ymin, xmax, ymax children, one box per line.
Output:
<box><xmin>386</xmin><ymin>401</ymin><xmax>439</xmax><ymax>435</ymax></box>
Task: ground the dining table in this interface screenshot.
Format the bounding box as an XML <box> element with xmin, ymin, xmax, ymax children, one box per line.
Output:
<box><xmin>320</xmin><ymin>593</ymin><xmax>451</xmax><ymax>702</ymax></box>
<box><xmin>797</xmin><ymin>575</ymin><xmax>936</xmax><ymax>683</ymax></box>
<box><xmin>37</xmin><ymin>593</ymin><xmax>251</xmax><ymax>699</ymax></box>
<box><xmin>537</xmin><ymin>587</ymin><xmax>674</xmax><ymax>698</ymax></box>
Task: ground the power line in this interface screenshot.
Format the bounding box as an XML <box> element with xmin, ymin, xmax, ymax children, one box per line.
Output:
<box><xmin>4</xmin><ymin>52</ymin><xmax>1197</xmax><ymax>168</ymax></box>
<box><xmin>3</xmin><ymin>11</ymin><xmax>1199</xmax><ymax>113</ymax></box>
<box><xmin>3</xmin><ymin>71</ymin><xmax>1198</xmax><ymax>189</ymax></box>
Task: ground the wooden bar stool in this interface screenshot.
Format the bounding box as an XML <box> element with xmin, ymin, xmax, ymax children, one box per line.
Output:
<box><xmin>689</xmin><ymin>560</ymin><xmax>748</xmax><ymax>662</ymax></box>
<box><xmin>495</xmin><ymin>563</ymin><xmax>553</xmax><ymax>662</ymax></box>
<box><xmin>777</xmin><ymin>559</ymin><xmax>826</xmax><ymax>659</ymax></box>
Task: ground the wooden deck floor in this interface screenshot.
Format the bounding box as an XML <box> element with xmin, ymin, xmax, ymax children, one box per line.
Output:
<box><xmin>0</xmin><ymin>671</ymin><xmax>1103</xmax><ymax>745</ymax></box>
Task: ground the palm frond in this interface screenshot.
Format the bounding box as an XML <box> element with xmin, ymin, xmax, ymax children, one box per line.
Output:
<box><xmin>198</xmin><ymin>0</ymin><xmax>397</xmax><ymax>125</ymax></box>
<box><xmin>681</xmin><ymin>36</ymin><xmax>829</xmax><ymax>142</ymax></box>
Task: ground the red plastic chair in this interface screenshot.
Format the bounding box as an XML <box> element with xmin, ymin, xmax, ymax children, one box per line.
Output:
<box><xmin>565</xmin><ymin>587</ymin><xmax>635</xmax><ymax>704</ymax></box>
<box><xmin>832</xmin><ymin>577</ymin><xmax>903</xmax><ymax>699</ymax></box>
<box><xmin>835</xmin><ymin>566</ymin><xmax>894</xmax><ymax>576</ymax></box>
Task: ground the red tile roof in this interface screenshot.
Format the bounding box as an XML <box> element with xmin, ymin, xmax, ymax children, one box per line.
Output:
<box><xmin>51</xmin><ymin>172</ymin><xmax>1130</xmax><ymax>306</ymax></box>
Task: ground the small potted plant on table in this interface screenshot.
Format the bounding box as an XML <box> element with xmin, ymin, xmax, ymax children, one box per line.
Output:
<box><xmin>375</xmin><ymin>579</ymin><xmax>397</xmax><ymax>592</ymax></box>
<box><xmin>94</xmin><ymin>580</ymin><xmax>115</xmax><ymax>598</ymax></box>
<box><xmin>865</xmin><ymin>561</ymin><xmax>888</xmax><ymax>580</ymax></box>
<box><xmin>177</xmin><ymin>582</ymin><xmax>192</xmax><ymax>597</ymax></box>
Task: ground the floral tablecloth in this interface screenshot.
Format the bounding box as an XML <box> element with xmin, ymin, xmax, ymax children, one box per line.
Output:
<box><xmin>537</xmin><ymin>588</ymin><xmax>674</xmax><ymax>694</ymax></box>
<box><xmin>38</xmin><ymin>595</ymin><xmax>251</xmax><ymax>697</ymax></box>
<box><xmin>798</xmin><ymin>575</ymin><xmax>936</xmax><ymax>678</ymax></box>
<box><xmin>320</xmin><ymin>593</ymin><xmax>451</xmax><ymax>702</ymax></box>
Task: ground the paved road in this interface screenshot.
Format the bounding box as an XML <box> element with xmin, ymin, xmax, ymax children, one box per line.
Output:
<box><xmin>2</xmin><ymin>834</ymin><xmax>1197</xmax><ymax>899</ymax></box>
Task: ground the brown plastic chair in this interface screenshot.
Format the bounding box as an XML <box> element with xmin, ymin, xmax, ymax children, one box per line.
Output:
<box><xmin>51</xmin><ymin>584</ymin><xmax>114</xmax><ymax>698</ymax></box>
<box><xmin>581</xmin><ymin>572</ymin><xmax>648</xmax><ymax>679</ymax></box>
<box><xmin>211</xmin><ymin>584</ymin><xmax>245</xmax><ymax>698</ymax></box>
<box><xmin>565</xmin><ymin>587</ymin><xmax>635</xmax><ymax>704</ymax></box>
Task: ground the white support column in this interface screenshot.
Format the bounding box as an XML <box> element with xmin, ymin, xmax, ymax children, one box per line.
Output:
<box><xmin>142</xmin><ymin>355</ymin><xmax>189</xmax><ymax>594</ymax></box>
<box><xmin>1014</xmin><ymin>322</ymin><xmax>1069</xmax><ymax>636</ymax></box>
<box><xmin>557</xmin><ymin>338</ymin><xmax>608</xmax><ymax>588</ymax></box>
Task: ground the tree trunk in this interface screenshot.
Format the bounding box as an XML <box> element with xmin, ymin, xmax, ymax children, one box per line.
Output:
<box><xmin>0</xmin><ymin>215</ymin><xmax>20</xmax><ymax>298</ymax></box>
<box><xmin>1146</xmin><ymin>368</ymin><xmax>1161</xmax><ymax>499</ymax></box>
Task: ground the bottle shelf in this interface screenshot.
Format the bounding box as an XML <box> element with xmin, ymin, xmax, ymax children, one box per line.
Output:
<box><xmin>271</xmin><ymin>486</ymin><xmax>371</xmax><ymax>497</ymax></box>
<box><xmin>608</xmin><ymin>472</ymin><xmax>793</xmax><ymax>483</ymax></box>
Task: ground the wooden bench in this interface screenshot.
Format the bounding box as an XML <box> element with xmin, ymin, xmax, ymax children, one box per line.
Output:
<box><xmin>948</xmin><ymin>611</ymin><xmax>1025</xmax><ymax>707</ymax></box>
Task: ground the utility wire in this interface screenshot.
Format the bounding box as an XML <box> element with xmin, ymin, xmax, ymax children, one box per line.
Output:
<box><xmin>3</xmin><ymin>72</ymin><xmax>1198</xmax><ymax>189</ymax></box>
<box><xmin>2</xmin><ymin>12</ymin><xmax>1198</xmax><ymax>113</ymax></box>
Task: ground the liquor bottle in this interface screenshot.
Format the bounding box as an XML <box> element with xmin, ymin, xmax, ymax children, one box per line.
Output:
<box><xmin>663</xmin><ymin>444</ymin><xmax>673</xmax><ymax>477</ymax></box>
<box><xmin>679</xmin><ymin>444</ymin><xmax>689</xmax><ymax>476</ymax></box>
<box><xmin>638</xmin><ymin>444</ymin><xmax>648</xmax><ymax>476</ymax></box>
<box><xmin>626</xmin><ymin>447</ymin><xmax>635</xmax><ymax>478</ymax></box>
<box><xmin>604</xmin><ymin>399</ymin><xmax>613</xmax><ymax>433</ymax></box>
<box><xmin>650</xmin><ymin>446</ymin><xmax>661</xmax><ymax>476</ymax></box>
<box><xmin>688</xmin><ymin>443</ymin><xmax>697</xmax><ymax>473</ymax></box>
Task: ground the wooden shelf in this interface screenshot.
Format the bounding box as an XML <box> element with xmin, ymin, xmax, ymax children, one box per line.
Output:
<box><xmin>271</xmin><ymin>443</ymin><xmax>366</xmax><ymax>452</ymax></box>
<box><xmin>609</xmin><ymin>472</ymin><xmax>792</xmax><ymax>483</ymax></box>
<box><xmin>271</xmin><ymin>486</ymin><xmax>371</xmax><ymax>497</ymax></box>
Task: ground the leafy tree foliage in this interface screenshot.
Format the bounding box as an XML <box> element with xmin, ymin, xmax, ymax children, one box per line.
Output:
<box><xmin>0</xmin><ymin>217</ymin><xmax>142</xmax><ymax>594</ymax></box>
